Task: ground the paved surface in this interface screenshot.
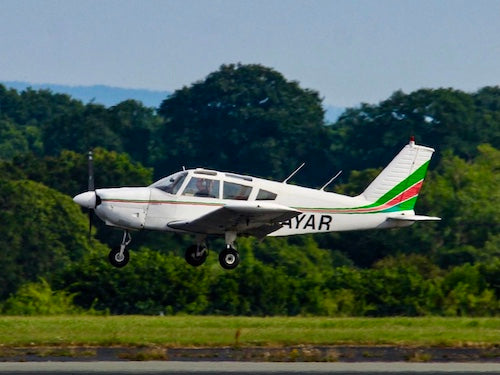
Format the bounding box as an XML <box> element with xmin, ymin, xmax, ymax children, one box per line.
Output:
<box><xmin>0</xmin><ymin>361</ymin><xmax>498</xmax><ymax>374</ymax></box>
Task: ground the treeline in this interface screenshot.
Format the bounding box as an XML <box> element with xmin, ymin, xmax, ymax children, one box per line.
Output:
<box><xmin>0</xmin><ymin>64</ymin><xmax>498</xmax><ymax>316</ymax></box>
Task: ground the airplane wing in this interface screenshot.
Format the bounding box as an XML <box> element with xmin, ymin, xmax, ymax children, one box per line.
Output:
<box><xmin>167</xmin><ymin>202</ymin><xmax>301</xmax><ymax>239</ymax></box>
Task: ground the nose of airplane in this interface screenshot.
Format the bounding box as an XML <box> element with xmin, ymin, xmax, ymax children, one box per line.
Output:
<box><xmin>73</xmin><ymin>191</ymin><xmax>97</xmax><ymax>209</ymax></box>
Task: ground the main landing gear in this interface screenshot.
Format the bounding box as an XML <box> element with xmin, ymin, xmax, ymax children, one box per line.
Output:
<box><xmin>184</xmin><ymin>232</ymin><xmax>241</xmax><ymax>269</ymax></box>
<box><xmin>108</xmin><ymin>230</ymin><xmax>131</xmax><ymax>268</ymax></box>
<box><xmin>218</xmin><ymin>232</ymin><xmax>240</xmax><ymax>270</ymax></box>
<box><xmin>219</xmin><ymin>246</ymin><xmax>240</xmax><ymax>270</ymax></box>
<box><xmin>185</xmin><ymin>236</ymin><xmax>209</xmax><ymax>267</ymax></box>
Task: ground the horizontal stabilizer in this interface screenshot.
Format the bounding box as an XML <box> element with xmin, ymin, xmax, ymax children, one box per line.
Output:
<box><xmin>388</xmin><ymin>214</ymin><xmax>441</xmax><ymax>222</ymax></box>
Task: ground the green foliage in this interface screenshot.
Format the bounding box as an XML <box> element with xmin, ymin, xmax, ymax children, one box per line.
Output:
<box><xmin>154</xmin><ymin>63</ymin><xmax>333</xmax><ymax>185</ymax></box>
<box><xmin>422</xmin><ymin>145</ymin><xmax>500</xmax><ymax>267</ymax></box>
<box><xmin>0</xmin><ymin>85</ymin><xmax>159</xmax><ymax>161</ymax></box>
<box><xmin>0</xmin><ymin>278</ymin><xmax>84</xmax><ymax>315</ymax></box>
<box><xmin>0</xmin><ymin>119</ymin><xmax>30</xmax><ymax>159</ymax></box>
<box><xmin>441</xmin><ymin>264</ymin><xmax>499</xmax><ymax>316</ymax></box>
<box><xmin>57</xmin><ymin>247</ymin><xmax>212</xmax><ymax>315</ymax></box>
<box><xmin>108</xmin><ymin>100</ymin><xmax>162</xmax><ymax>166</ymax></box>
<box><xmin>332</xmin><ymin>87</ymin><xmax>500</xmax><ymax>172</ymax></box>
<box><xmin>10</xmin><ymin>148</ymin><xmax>153</xmax><ymax>196</ymax></box>
<box><xmin>52</xmin><ymin>242</ymin><xmax>499</xmax><ymax>316</ymax></box>
<box><xmin>0</xmin><ymin>179</ymin><xmax>102</xmax><ymax>300</ymax></box>
<box><xmin>0</xmin><ymin>72</ymin><xmax>499</xmax><ymax>317</ymax></box>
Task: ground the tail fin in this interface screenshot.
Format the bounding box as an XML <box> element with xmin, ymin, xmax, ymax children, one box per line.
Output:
<box><xmin>360</xmin><ymin>138</ymin><xmax>434</xmax><ymax>211</ymax></box>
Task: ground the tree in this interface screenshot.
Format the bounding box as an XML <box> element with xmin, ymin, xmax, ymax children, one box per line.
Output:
<box><xmin>108</xmin><ymin>100</ymin><xmax>161</xmax><ymax>166</ymax></box>
<box><xmin>441</xmin><ymin>263</ymin><xmax>498</xmax><ymax>316</ymax></box>
<box><xmin>422</xmin><ymin>144</ymin><xmax>500</xmax><ymax>267</ymax></box>
<box><xmin>0</xmin><ymin>119</ymin><xmax>30</xmax><ymax>159</ymax></box>
<box><xmin>0</xmin><ymin>85</ymin><xmax>161</xmax><ymax>161</ymax></box>
<box><xmin>8</xmin><ymin>149</ymin><xmax>154</xmax><ymax>250</ymax></box>
<box><xmin>154</xmin><ymin>63</ymin><xmax>334</xmax><ymax>186</ymax></box>
<box><xmin>0</xmin><ymin>179</ymin><xmax>100</xmax><ymax>299</ymax></box>
<box><xmin>332</xmin><ymin>87</ymin><xmax>500</xmax><ymax>173</ymax></box>
<box><xmin>10</xmin><ymin>148</ymin><xmax>153</xmax><ymax>197</ymax></box>
<box><xmin>0</xmin><ymin>278</ymin><xmax>84</xmax><ymax>315</ymax></box>
<box><xmin>57</xmin><ymin>247</ymin><xmax>212</xmax><ymax>315</ymax></box>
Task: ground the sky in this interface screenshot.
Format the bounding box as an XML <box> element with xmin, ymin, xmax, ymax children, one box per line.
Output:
<box><xmin>1</xmin><ymin>0</ymin><xmax>499</xmax><ymax>108</ymax></box>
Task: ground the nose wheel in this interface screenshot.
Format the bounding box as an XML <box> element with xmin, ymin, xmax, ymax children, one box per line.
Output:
<box><xmin>108</xmin><ymin>230</ymin><xmax>131</xmax><ymax>268</ymax></box>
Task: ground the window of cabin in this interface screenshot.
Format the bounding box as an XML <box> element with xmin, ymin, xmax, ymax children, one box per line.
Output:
<box><xmin>223</xmin><ymin>182</ymin><xmax>252</xmax><ymax>200</ymax></box>
<box><xmin>256</xmin><ymin>189</ymin><xmax>277</xmax><ymax>200</ymax></box>
<box><xmin>151</xmin><ymin>171</ymin><xmax>187</xmax><ymax>194</ymax></box>
<box><xmin>182</xmin><ymin>177</ymin><xmax>220</xmax><ymax>198</ymax></box>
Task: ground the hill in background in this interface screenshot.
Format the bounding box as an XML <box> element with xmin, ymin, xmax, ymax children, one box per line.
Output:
<box><xmin>2</xmin><ymin>81</ymin><xmax>170</xmax><ymax>109</ymax></box>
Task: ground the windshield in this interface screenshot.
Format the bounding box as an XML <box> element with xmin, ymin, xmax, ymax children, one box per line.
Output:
<box><xmin>150</xmin><ymin>171</ymin><xmax>187</xmax><ymax>194</ymax></box>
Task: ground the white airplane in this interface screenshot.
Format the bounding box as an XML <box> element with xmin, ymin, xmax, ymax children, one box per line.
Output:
<box><xmin>73</xmin><ymin>138</ymin><xmax>440</xmax><ymax>270</ymax></box>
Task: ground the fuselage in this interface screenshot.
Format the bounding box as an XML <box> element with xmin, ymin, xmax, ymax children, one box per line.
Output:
<box><xmin>84</xmin><ymin>168</ymin><xmax>414</xmax><ymax>236</ymax></box>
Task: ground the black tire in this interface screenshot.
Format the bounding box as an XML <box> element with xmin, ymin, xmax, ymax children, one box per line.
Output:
<box><xmin>185</xmin><ymin>244</ymin><xmax>208</xmax><ymax>267</ymax></box>
<box><xmin>108</xmin><ymin>246</ymin><xmax>130</xmax><ymax>268</ymax></box>
<box><xmin>219</xmin><ymin>247</ymin><xmax>240</xmax><ymax>270</ymax></box>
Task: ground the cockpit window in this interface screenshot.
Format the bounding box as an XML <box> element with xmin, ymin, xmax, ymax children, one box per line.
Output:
<box><xmin>256</xmin><ymin>189</ymin><xmax>277</xmax><ymax>200</ymax></box>
<box><xmin>151</xmin><ymin>171</ymin><xmax>187</xmax><ymax>194</ymax></box>
<box><xmin>182</xmin><ymin>177</ymin><xmax>220</xmax><ymax>198</ymax></box>
<box><xmin>223</xmin><ymin>182</ymin><xmax>252</xmax><ymax>200</ymax></box>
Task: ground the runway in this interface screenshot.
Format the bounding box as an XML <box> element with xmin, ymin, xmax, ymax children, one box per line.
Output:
<box><xmin>0</xmin><ymin>361</ymin><xmax>498</xmax><ymax>374</ymax></box>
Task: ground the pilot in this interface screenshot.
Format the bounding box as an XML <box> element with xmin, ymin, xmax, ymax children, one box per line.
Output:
<box><xmin>195</xmin><ymin>178</ymin><xmax>210</xmax><ymax>197</ymax></box>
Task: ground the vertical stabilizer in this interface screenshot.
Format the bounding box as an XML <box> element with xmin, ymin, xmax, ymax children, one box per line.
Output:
<box><xmin>360</xmin><ymin>139</ymin><xmax>435</xmax><ymax>211</ymax></box>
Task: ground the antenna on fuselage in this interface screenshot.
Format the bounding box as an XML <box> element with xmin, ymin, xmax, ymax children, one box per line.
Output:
<box><xmin>319</xmin><ymin>170</ymin><xmax>342</xmax><ymax>191</ymax></box>
<box><xmin>283</xmin><ymin>162</ymin><xmax>305</xmax><ymax>184</ymax></box>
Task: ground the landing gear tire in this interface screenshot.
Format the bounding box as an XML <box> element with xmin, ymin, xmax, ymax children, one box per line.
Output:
<box><xmin>108</xmin><ymin>246</ymin><xmax>130</xmax><ymax>268</ymax></box>
<box><xmin>185</xmin><ymin>244</ymin><xmax>208</xmax><ymax>267</ymax></box>
<box><xmin>219</xmin><ymin>247</ymin><xmax>240</xmax><ymax>270</ymax></box>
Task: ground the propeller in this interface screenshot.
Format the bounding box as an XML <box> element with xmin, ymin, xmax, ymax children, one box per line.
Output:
<box><xmin>73</xmin><ymin>150</ymin><xmax>101</xmax><ymax>241</ymax></box>
<box><xmin>88</xmin><ymin>150</ymin><xmax>94</xmax><ymax>191</ymax></box>
<box><xmin>88</xmin><ymin>150</ymin><xmax>94</xmax><ymax>240</ymax></box>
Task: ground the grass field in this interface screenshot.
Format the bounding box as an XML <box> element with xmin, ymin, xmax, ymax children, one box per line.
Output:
<box><xmin>0</xmin><ymin>316</ymin><xmax>498</xmax><ymax>348</ymax></box>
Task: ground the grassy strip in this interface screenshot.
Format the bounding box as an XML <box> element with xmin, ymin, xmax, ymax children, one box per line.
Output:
<box><xmin>0</xmin><ymin>316</ymin><xmax>498</xmax><ymax>348</ymax></box>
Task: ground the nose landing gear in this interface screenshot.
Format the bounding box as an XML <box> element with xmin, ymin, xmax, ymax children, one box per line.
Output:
<box><xmin>108</xmin><ymin>230</ymin><xmax>131</xmax><ymax>268</ymax></box>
